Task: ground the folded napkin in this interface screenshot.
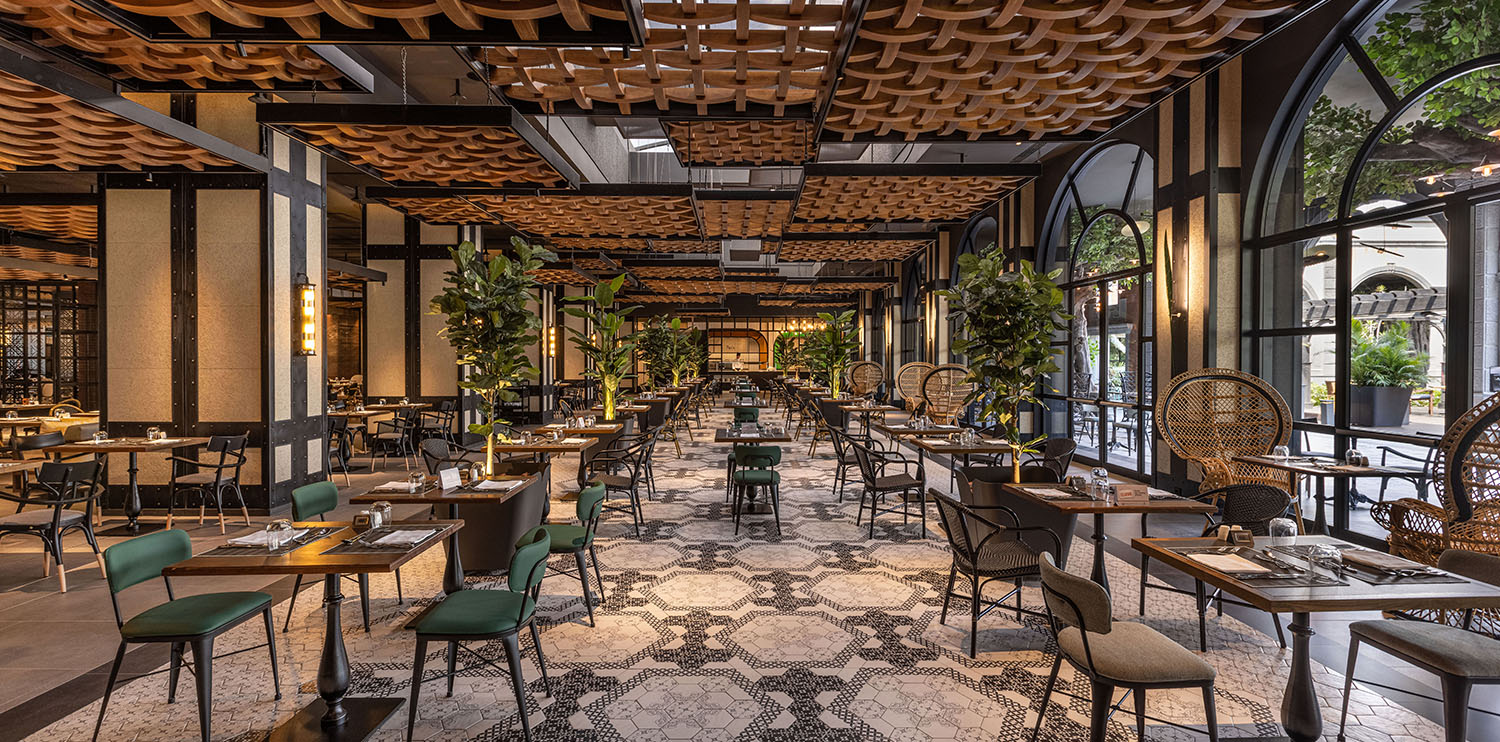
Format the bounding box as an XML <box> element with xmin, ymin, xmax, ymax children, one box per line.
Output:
<box><xmin>473</xmin><ymin>479</ymin><xmax>522</xmax><ymax>491</ymax></box>
<box><xmin>228</xmin><ymin>529</ymin><xmax>307</xmax><ymax>547</ymax></box>
<box><xmin>561</xmin><ymin>437</ymin><xmax>589</xmax><ymax>444</ymax></box>
<box><xmin>935</xmin><ymin>424</ymin><xmax>959</xmax><ymax>430</ymax></box>
<box><xmin>1189</xmin><ymin>553</ymin><xmax>1271</xmax><ymax>574</ymax></box>
<box><xmin>918</xmin><ymin>438</ymin><xmax>952</xmax><ymax>446</ymax></box>
<box><xmin>373</xmin><ymin>529</ymin><xmax>437</xmax><ymax>547</ymax></box>
<box><xmin>1342</xmin><ymin>549</ymin><xmax>1419</xmax><ymax>572</ymax></box>
<box><xmin>371</xmin><ymin>481</ymin><xmax>418</xmax><ymax>491</ymax></box>
<box><xmin>983</xmin><ymin>439</ymin><xmax>1008</xmax><ymax>445</ymax></box>
<box><xmin>1026</xmin><ymin>488</ymin><xmax>1076</xmax><ymax>500</ymax></box>
<box><xmin>543</xmin><ymin>423</ymin><xmax>565</xmax><ymax>429</ymax></box>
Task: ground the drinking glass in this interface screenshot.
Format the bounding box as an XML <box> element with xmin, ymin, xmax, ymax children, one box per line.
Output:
<box><xmin>379</xmin><ymin>398</ymin><xmax>387</xmax><ymax>406</ymax></box>
<box><xmin>468</xmin><ymin>462</ymin><xmax>485</xmax><ymax>484</ymax></box>
<box><xmin>372</xmin><ymin>501</ymin><xmax>393</xmax><ymax>527</ymax></box>
<box><xmin>1307</xmin><ymin>543</ymin><xmax>1345</xmax><ymax>580</ymax></box>
<box><xmin>407</xmin><ymin>471</ymin><xmax>424</xmax><ymax>492</ymax></box>
<box><xmin>1269</xmin><ymin>517</ymin><xmax>1297</xmax><ymax>539</ymax></box>
<box><xmin>264</xmin><ymin>519</ymin><xmax>295</xmax><ymax>551</ymax></box>
<box><xmin>4</xmin><ymin>410</ymin><xmax>15</xmax><ymax>419</ymax></box>
<box><xmin>1272</xmin><ymin>445</ymin><xmax>1290</xmax><ymax>460</ymax></box>
<box><xmin>1344</xmin><ymin>447</ymin><xmax>1366</xmax><ymax>466</ymax></box>
<box><xmin>92</xmin><ymin>429</ymin><xmax>108</xmax><ymax>443</ymax></box>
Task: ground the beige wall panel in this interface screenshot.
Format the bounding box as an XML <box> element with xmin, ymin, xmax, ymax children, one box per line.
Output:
<box><xmin>307</xmin><ymin>438</ymin><xmax>322</xmax><ymax>475</ymax></box>
<box><xmin>367</xmin><ymin>204</ymin><xmax>405</xmax><ymax>245</ymax></box>
<box><xmin>305</xmin><ymin>148</ymin><xmax>323</xmax><ymax>186</ymax></box>
<box><xmin>272</xmin><ymin>194</ymin><xmax>292</xmax><ymax>421</ymax></box>
<box><xmin>196</xmin><ymin>94</ymin><xmax>259</xmax><ymax>152</ymax></box>
<box><xmin>1020</xmin><ymin>183</ymin><xmax>1034</xmax><ymax>243</ymax></box>
<box><xmin>1216</xmin><ymin>193</ymin><xmax>1241</xmax><ymax>368</ymax></box>
<box><xmin>420</xmin><ymin>222</ymin><xmax>458</xmax><ymax>245</ymax></box>
<box><xmin>420</xmin><ymin>259</ymin><xmax>458</xmax><ymax>396</ymax></box>
<box><xmin>197</xmin><ymin>190</ymin><xmax>262</xmax><ymax>423</ymax></box>
<box><xmin>105</xmin><ymin>190</ymin><xmax>173</xmax><ymax>422</ymax></box>
<box><xmin>525</xmin><ymin>291</ymin><xmax>542</xmax><ymax>369</ymax></box>
<box><xmin>366</xmin><ymin>260</ymin><xmax>406</xmax><ymax>397</ymax></box>
<box><xmin>1219</xmin><ymin>59</ymin><xmax>1243</xmax><ymax>169</ymax></box>
<box><xmin>1189</xmin><ymin>81</ymin><xmax>1206</xmax><ymax>175</ymax></box>
<box><xmin>1188</xmin><ymin>196</ymin><xmax>1207</xmax><ymax>371</ymax></box>
<box><xmin>306</xmin><ymin>204</ymin><xmax>326</xmax><ymax>416</ymax></box>
<box><xmin>1158</xmin><ymin>107</ymin><xmax>1174</xmax><ymax>188</ymax></box>
<box><xmin>121</xmin><ymin>92</ymin><xmax>169</xmax><ymax>115</ymax></box>
<box><xmin>272</xmin><ymin>131</ymin><xmax>290</xmax><ymax>172</ymax></box>
<box><xmin>275</xmin><ymin>443</ymin><xmax>292</xmax><ymax>483</ymax></box>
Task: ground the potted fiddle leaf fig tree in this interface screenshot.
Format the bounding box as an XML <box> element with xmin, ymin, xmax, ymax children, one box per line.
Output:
<box><xmin>562</xmin><ymin>275</ymin><xmax>639</xmax><ymax>420</ymax></box>
<box><xmin>635</xmin><ymin>316</ymin><xmax>673</xmax><ymax>391</ymax></box>
<box><xmin>802</xmin><ymin>310</ymin><xmax>861</xmax><ymax>398</ymax></box>
<box><xmin>942</xmin><ymin>251</ymin><xmax>1071</xmax><ymax>482</ymax></box>
<box><xmin>430</xmin><ymin>237</ymin><xmax>556</xmax><ymax>475</ymax></box>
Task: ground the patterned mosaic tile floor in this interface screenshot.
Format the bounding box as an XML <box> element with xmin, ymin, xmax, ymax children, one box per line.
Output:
<box><xmin>30</xmin><ymin>409</ymin><xmax>1447</xmax><ymax>741</ymax></box>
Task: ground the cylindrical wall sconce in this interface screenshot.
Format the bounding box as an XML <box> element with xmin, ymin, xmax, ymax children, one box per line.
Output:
<box><xmin>294</xmin><ymin>272</ymin><xmax>317</xmax><ymax>356</ymax></box>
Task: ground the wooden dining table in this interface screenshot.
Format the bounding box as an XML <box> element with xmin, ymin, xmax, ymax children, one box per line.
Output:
<box><xmin>165</xmin><ymin>519</ymin><xmax>462</xmax><ymax>741</ymax></box>
<box><xmin>1233</xmin><ymin>454</ymin><xmax>1407</xmax><ymax>534</ymax></box>
<box><xmin>50</xmin><ymin>436</ymin><xmax>212</xmax><ymax>535</ymax></box>
<box><xmin>1133</xmin><ymin>535</ymin><xmax>1500</xmax><ymax>742</ymax></box>
<box><xmin>1003</xmin><ymin>483</ymin><xmax>1216</xmax><ymax>594</ymax></box>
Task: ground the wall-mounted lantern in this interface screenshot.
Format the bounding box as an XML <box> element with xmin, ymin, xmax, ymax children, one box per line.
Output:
<box><xmin>294</xmin><ymin>272</ymin><xmax>317</xmax><ymax>356</ymax></box>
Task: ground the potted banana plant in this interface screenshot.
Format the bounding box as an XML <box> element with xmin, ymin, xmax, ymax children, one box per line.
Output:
<box><xmin>802</xmin><ymin>310</ymin><xmax>861</xmax><ymax>398</ymax></box>
<box><xmin>562</xmin><ymin>276</ymin><xmax>639</xmax><ymax>420</ymax></box>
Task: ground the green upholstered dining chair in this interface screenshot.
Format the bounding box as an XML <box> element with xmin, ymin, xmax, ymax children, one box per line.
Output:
<box><xmin>280</xmin><ymin>481</ymin><xmax>402</xmax><ymax>633</ymax></box>
<box><xmin>406</xmin><ymin>527</ymin><xmax>553</xmax><ymax>742</ymax></box>
<box><xmin>94</xmin><ymin>529</ymin><xmax>279</xmax><ymax>742</ymax></box>
<box><xmin>733</xmin><ymin>406</ymin><xmax>760</xmax><ymax>424</ymax></box>
<box><xmin>1032</xmin><ymin>552</ymin><xmax>1219</xmax><ymax>742</ymax></box>
<box><xmin>539</xmin><ymin>482</ymin><xmax>607</xmax><ymax>626</ymax></box>
<box><xmin>731</xmin><ymin>445</ymin><xmax>782</xmax><ymax>536</ymax></box>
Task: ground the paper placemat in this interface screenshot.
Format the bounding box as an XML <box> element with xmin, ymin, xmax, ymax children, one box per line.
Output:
<box><xmin>1188</xmin><ymin>553</ymin><xmax>1272</xmax><ymax>574</ymax></box>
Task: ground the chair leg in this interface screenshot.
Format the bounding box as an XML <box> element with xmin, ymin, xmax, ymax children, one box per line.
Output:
<box><xmin>1337</xmin><ymin>638</ymin><xmax>1360</xmax><ymax>741</ymax></box>
<box><xmin>1134</xmin><ymin>688</ymin><xmax>1147</xmax><ymax>741</ymax></box>
<box><xmin>1202</xmin><ymin>684</ymin><xmax>1219</xmax><ymax>742</ymax></box>
<box><xmin>969</xmin><ymin>573</ymin><xmax>981</xmax><ymax>659</ymax></box>
<box><xmin>395</xmin><ymin>568</ymin><xmax>405</xmax><ymax>604</ymax></box>
<box><xmin>168</xmin><ymin>642</ymin><xmax>184</xmax><ymax>703</ymax></box>
<box><xmin>92</xmin><ymin>641</ymin><xmax>127</xmax><ymax>742</ymax></box>
<box><xmin>500</xmin><ymin>631</ymin><xmax>534</xmax><ymax>742</ymax></box>
<box><xmin>446</xmin><ymin>641</ymin><xmax>458</xmax><ymax>697</ymax></box>
<box><xmin>939</xmin><ymin>564</ymin><xmax>956</xmax><ymax>625</ymax></box>
<box><xmin>1014</xmin><ymin>578</ymin><xmax>1023</xmax><ymax>622</ymax></box>
<box><xmin>1194</xmin><ymin>579</ymin><xmax>1208</xmax><ymax>652</ymax></box>
<box><xmin>358</xmin><ymin>573</ymin><xmax>371</xmax><ymax>632</ymax></box>
<box><xmin>282</xmin><ymin>574</ymin><xmax>303</xmax><ymax>632</ymax></box>
<box><xmin>235</xmin><ymin>484</ymin><xmax>251</xmax><ymax>526</ymax></box>
<box><xmin>263</xmin><ymin>608</ymin><xmax>282</xmax><ymax>700</ymax></box>
<box><xmin>52</xmin><ymin>534</ymin><xmax>67</xmax><ymax>592</ymax></box>
<box><xmin>576</xmin><ymin>550</ymin><xmax>596</xmax><ymax>627</ymax></box>
<box><xmin>528</xmin><ymin>620</ymin><xmax>552</xmax><ymax>696</ymax></box>
<box><xmin>770</xmin><ymin>483</ymin><xmax>782</xmax><ymax>537</ymax></box>
<box><xmin>81</xmin><ymin>524</ymin><xmax>106</xmax><ymax>577</ymax></box>
<box><xmin>407</xmin><ymin>638</ymin><xmax>427</xmax><ymax>742</ymax></box>
<box><xmin>1439</xmin><ymin>674</ymin><xmax>1472</xmax><ymax>742</ymax></box>
<box><xmin>1089</xmin><ymin>681</ymin><xmax>1113</xmax><ymax>742</ymax></box>
<box><xmin>1270</xmin><ymin>612</ymin><xmax>1287</xmax><ymax>649</ymax></box>
<box><xmin>191</xmin><ymin>637</ymin><xmax>214</xmax><ymax>742</ymax></box>
<box><xmin>589</xmin><ymin>545</ymin><xmax>603</xmax><ymax>594</ymax></box>
<box><xmin>1030</xmin><ymin>653</ymin><xmax>1061</xmax><ymax>742</ymax></box>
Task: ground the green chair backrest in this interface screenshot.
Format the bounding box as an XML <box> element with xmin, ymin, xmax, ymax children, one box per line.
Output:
<box><xmin>105</xmin><ymin>528</ymin><xmax>191</xmax><ymax>595</ymax></box>
<box><xmin>291</xmin><ymin>480</ymin><xmax>338</xmax><ymax>521</ymax></box>
<box><xmin>576</xmin><ymin>482</ymin><xmax>607</xmax><ymax>525</ymax></box>
<box><xmin>734</xmin><ymin>445</ymin><xmax>781</xmax><ymax>469</ymax></box>
<box><xmin>508</xmin><ymin>527</ymin><xmax>552</xmax><ymax>594</ymax></box>
<box><xmin>734</xmin><ymin>407</ymin><xmax>759</xmax><ymax>423</ymax></box>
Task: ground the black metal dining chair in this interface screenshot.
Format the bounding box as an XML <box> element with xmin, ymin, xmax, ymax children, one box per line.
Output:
<box><xmin>850</xmin><ymin>439</ymin><xmax>927</xmax><ymax>538</ymax></box>
<box><xmin>0</xmin><ymin>460</ymin><xmax>104</xmax><ymax>592</ymax></box>
<box><xmin>166</xmin><ymin>433</ymin><xmax>251</xmax><ymax>534</ymax></box>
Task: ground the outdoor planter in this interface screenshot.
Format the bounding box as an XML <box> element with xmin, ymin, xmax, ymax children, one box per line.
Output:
<box><xmin>1350</xmin><ymin>385</ymin><xmax>1411</xmax><ymax>427</ymax></box>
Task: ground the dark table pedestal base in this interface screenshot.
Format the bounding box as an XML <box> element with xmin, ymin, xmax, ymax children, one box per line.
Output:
<box><xmin>265</xmin><ymin>697</ymin><xmax>403</xmax><ymax>742</ymax></box>
<box><xmin>98</xmin><ymin>520</ymin><xmax>166</xmax><ymax>537</ymax></box>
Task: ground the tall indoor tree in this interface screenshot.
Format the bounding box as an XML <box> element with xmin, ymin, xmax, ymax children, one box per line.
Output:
<box><xmin>635</xmin><ymin>316</ymin><xmax>674</xmax><ymax>391</ymax></box>
<box><xmin>430</xmin><ymin>237</ymin><xmax>556</xmax><ymax>475</ymax></box>
<box><xmin>943</xmin><ymin>252</ymin><xmax>1071</xmax><ymax>481</ymax></box>
<box><xmin>563</xmin><ymin>275</ymin><xmax>639</xmax><ymax>420</ymax></box>
<box><xmin>801</xmin><ymin>310</ymin><xmax>861</xmax><ymax>398</ymax></box>
<box><xmin>668</xmin><ymin>319</ymin><xmax>703</xmax><ymax>387</ymax></box>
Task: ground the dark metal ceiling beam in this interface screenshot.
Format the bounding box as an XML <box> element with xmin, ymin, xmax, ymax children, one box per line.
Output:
<box><xmin>779</xmin><ymin>232</ymin><xmax>936</xmax><ymax>241</ymax></box>
<box><xmin>802</xmin><ymin>162</ymin><xmax>1041</xmax><ymax>179</ymax></box>
<box><xmin>506</xmin><ymin>100</ymin><xmax>817</xmax><ymax>121</ymax></box>
<box><xmin>364</xmin><ymin>183</ymin><xmax>693</xmax><ymax>199</ymax></box>
<box><xmin>693</xmin><ymin>189</ymin><xmax>796</xmax><ymax>201</ymax></box>
<box><xmin>0</xmin><ymin>47</ymin><xmax>267</xmax><ymax>172</ymax></box>
<box><xmin>816</xmin><ymin>130</ymin><xmax>1097</xmax><ymax>144</ymax></box>
<box><xmin>0</xmin><ymin>256</ymin><xmax>95</xmax><ymax>279</ymax></box>
<box><xmin>326</xmin><ymin>258</ymin><xmax>385</xmax><ymax>282</ymax></box>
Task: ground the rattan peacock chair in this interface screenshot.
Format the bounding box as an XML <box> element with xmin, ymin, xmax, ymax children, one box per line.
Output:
<box><xmin>1155</xmin><ymin>368</ymin><xmax>1296</xmax><ymax>500</ymax></box>
<box><xmin>895</xmin><ymin>362</ymin><xmax>934</xmax><ymax>413</ymax></box>
<box><xmin>1372</xmin><ymin>392</ymin><xmax>1500</xmax><ymax>634</ymax></box>
<box><xmin>921</xmin><ymin>364</ymin><xmax>974</xmax><ymax>426</ymax></box>
<box><xmin>847</xmin><ymin>361</ymin><xmax>884</xmax><ymax>397</ymax></box>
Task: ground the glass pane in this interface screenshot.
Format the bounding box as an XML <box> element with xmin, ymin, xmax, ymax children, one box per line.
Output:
<box><xmin>1073</xmin><ymin>403</ymin><xmax>1101</xmax><ymax>462</ymax></box>
<box><xmin>1140</xmin><ymin>408</ymin><xmax>1155</xmax><ymax>474</ymax></box>
<box><xmin>1104</xmin><ymin>279</ymin><xmax>1145</xmax><ymax>403</ymax></box>
<box><xmin>1256</xmin><ymin>333</ymin><xmax>1336</xmax><ymax>427</ymax></box>
<box><xmin>1343</xmin><ymin>434</ymin><xmax>1439</xmax><ymax>540</ymax></box>
<box><xmin>1071</xmin><ymin>212</ymin><xmax>1143</xmax><ymax>281</ymax></box>
<box><xmin>1044</xmin><ymin>345</ymin><xmax>1066</xmax><ymax>399</ymax></box>
<box><xmin>1068</xmin><ymin>285</ymin><xmax>1101</xmax><ymax>399</ymax></box>
<box><xmin>1361</xmin><ymin>2</ymin><xmax>1500</xmax><ymax>99</ymax></box>
<box><xmin>1347</xmin><ymin>213</ymin><xmax>1448</xmax><ymax>436</ymax></box>
<box><xmin>1257</xmin><ymin>238</ymin><xmax>1338</xmax><ymax>329</ymax></box>
<box><xmin>1475</xmin><ymin>199</ymin><xmax>1500</xmax><ymax>406</ymax></box>
<box><xmin>1101</xmin><ymin>406</ymin><xmax>1142</xmax><ymax>469</ymax></box>
<box><xmin>1351</xmin><ymin>68</ymin><xmax>1500</xmax><ymax>214</ymax></box>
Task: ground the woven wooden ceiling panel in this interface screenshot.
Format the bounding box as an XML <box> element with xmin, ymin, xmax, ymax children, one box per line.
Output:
<box><xmin>761</xmin><ymin>298</ymin><xmax>797</xmax><ymax>306</ymax></box>
<box><xmin>698</xmin><ymin>198</ymin><xmax>792</xmax><ymax>238</ymax></box>
<box><xmin>0</xmin><ymin>2</ymin><xmax>346</xmax><ymax>89</ymax></box>
<box><xmin>468</xmin><ymin>195</ymin><xmax>699</xmax><ymax>237</ymax></box>
<box><xmin>0</xmin><ymin>204</ymin><xmax>97</xmax><ymax>243</ymax></box>
<box><xmin>0</xmin><ymin>71</ymin><xmax>234</xmax><ymax>170</ymax></box>
<box><xmin>778</xmin><ymin>238</ymin><xmax>930</xmax><ymax>262</ymax></box>
<box><xmin>529</xmin><ymin>267</ymin><xmax>594</xmax><ymax>285</ymax></box>
<box><xmin>664</xmin><ymin>120</ymin><xmax>817</xmax><ymax>166</ymax></box>
<box><xmin>631</xmin><ymin>266</ymin><xmax>720</xmax><ymax>279</ymax></box>
<box><xmin>293</xmin><ymin>124</ymin><xmax>564</xmax><ymax>186</ymax></box>
<box><xmin>97</xmin><ymin>0</ymin><xmax>632</xmax><ymax>42</ymax></box>
<box><xmin>0</xmin><ymin>244</ymin><xmax>94</xmax><ymax>267</ymax></box>
<box><xmin>382</xmin><ymin>197</ymin><xmax>495</xmax><ymax>224</ymax></box>
<box><xmin>644</xmin><ymin>279</ymin><xmax>785</xmax><ymax>295</ymax></box>
<box><xmin>826</xmin><ymin>0</ymin><xmax>1301</xmax><ymax>139</ymax></box>
<box><xmin>785</xmin><ymin>222</ymin><xmax>869</xmax><ymax>233</ymax></box>
<box><xmin>630</xmin><ymin>294</ymin><xmax>720</xmax><ymax>303</ymax></box>
<box><xmin>795</xmin><ymin>175</ymin><xmax>1022</xmax><ymax>222</ymax></box>
<box><xmin>650</xmin><ymin>239</ymin><xmax>719</xmax><ymax>253</ymax></box>
<box><xmin>482</xmin><ymin>0</ymin><xmax>842</xmax><ymax>115</ymax></box>
<box><xmin>784</xmin><ymin>279</ymin><xmax>894</xmax><ymax>293</ymax></box>
<box><xmin>551</xmin><ymin>238</ymin><xmax>651</xmax><ymax>251</ymax></box>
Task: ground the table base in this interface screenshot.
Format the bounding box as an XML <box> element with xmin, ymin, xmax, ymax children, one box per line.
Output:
<box><xmin>97</xmin><ymin>520</ymin><xmax>167</xmax><ymax>537</ymax></box>
<box><xmin>265</xmin><ymin>697</ymin><xmax>403</xmax><ymax>742</ymax></box>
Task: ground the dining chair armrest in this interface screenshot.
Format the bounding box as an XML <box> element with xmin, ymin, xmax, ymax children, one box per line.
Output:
<box><xmin>166</xmin><ymin>455</ymin><xmax>212</xmax><ymax>468</ymax></box>
<box><xmin>974</xmin><ymin>522</ymin><xmax>1063</xmax><ymax>559</ymax></box>
<box><xmin>1377</xmin><ymin>445</ymin><xmax>1431</xmax><ymax>467</ymax></box>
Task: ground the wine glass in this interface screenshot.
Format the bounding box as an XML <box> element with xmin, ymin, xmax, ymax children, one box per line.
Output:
<box><xmin>1272</xmin><ymin>444</ymin><xmax>1290</xmax><ymax>460</ymax></box>
<box><xmin>1269</xmin><ymin>517</ymin><xmax>1297</xmax><ymax>539</ymax></box>
<box><xmin>264</xmin><ymin>519</ymin><xmax>295</xmax><ymax>551</ymax></box>
<box><xmin>1344</xmin><ymin>447</ymin><xmax>1365</xmax><ymax>466</ymax></box>
<box><xmin>407</xmin><ymin>471</ymin><xmax>424</xmax><ymax>492</ymax></box>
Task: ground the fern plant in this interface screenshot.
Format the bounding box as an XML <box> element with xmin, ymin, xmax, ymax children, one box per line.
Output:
<box><xmin>1350</xmin><ymin>320</ymin><xmax>1429</xmax><ymax>388</ymax></box>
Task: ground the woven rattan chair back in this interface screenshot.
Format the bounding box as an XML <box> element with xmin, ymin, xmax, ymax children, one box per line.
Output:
<box><xmin>895</xmin><ymin>362</ymin><xmax>933</xmax><ymax>412</ymax></box>
<box><xmin>847</xmin><ymin>361</ymin><xmax>883</xmax><ymax>396</ymax></box>
<box><xmin>921</xmin><ymin>364</ymin><xmax>973</xmax><ymax>425</ymax></box>
<box><xmin>1155</xmin><ymin>368</ymin><xmax>1292</xmax><ymax>493</ymax></box>
<box><xmin>1431</xmin><ymin>391</ymin><xmax>1500</xmax><ymax>523</ymax></box>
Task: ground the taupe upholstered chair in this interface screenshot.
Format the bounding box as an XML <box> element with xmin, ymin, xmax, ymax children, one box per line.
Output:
<box><xmin>1339</xmin><ymin>549</ymin><xmax>1500</xmax><ymax>742</ymax></box>
<box><xmin>1373</xmin><ymin>392</ymin><xmax>1500</xmax><ymax>635</ymax></box>
<box><xmin>1033</xmin><ymin>553</ymin><xmax>1219</xmax><ymax>742</ymax></box>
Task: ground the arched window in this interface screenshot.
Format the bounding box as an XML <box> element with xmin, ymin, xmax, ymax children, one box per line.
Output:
<box><xmin>1248</xmin><ymin>0</ymin><xmax>1500</xmax><ymax>540</ymax></box>
<box><xmin>1039</xmin><ymin>142</ymin><xmax>1155</xmax><ymax>479</ymax></box>
<box><xmin>899</xmin><ymin>252</ymin><xmax>926</xmax><ymax>365</ymax></box>
<box><xmin>948</xmin><ymin>214</ymin><xmax>996</xmax><ymax>364</ymax></box>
